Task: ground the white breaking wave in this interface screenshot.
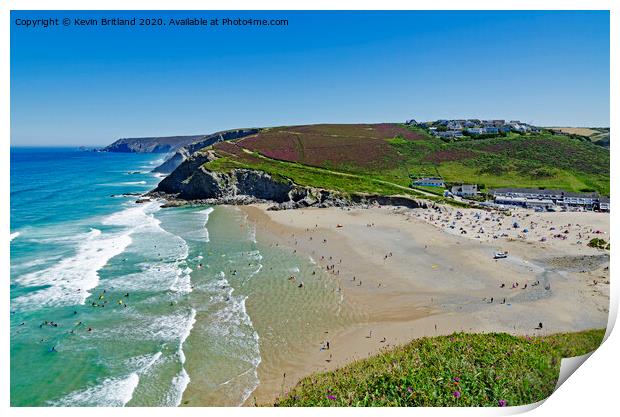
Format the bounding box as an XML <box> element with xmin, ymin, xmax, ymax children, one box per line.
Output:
<box><xmin>51</xmin><ymin>373</ymin><xmax>140</xmax><ymax>407</ymax></box>
<box><xmin>12</xmin><ymin>228</ymin><xmax>132</xmax><ymax>310</ymax></box>
<box><xmin>51</xmin><ymin>351</ymin><xmax>162</xmax><ymax>407</ymax></box>
<box><xmin>12</xmin><ymin>202</ymin><xmax>170</xmax><ymax>310</ymax></box>
<box><xmin>11</xmin><ymin>256</ymin><xmax>62</xmax><ymax>271</ymax></box>
<box><xmin>202</xmin><ymin>207</ymin><xmax>214</xmax><ymax>242</ymax></box>
<box><xmin>169</xmin><ymin>265</ymin><xmax>193</xmax><ymax>295</ymax></box>
<box><xmin>104</xmin><ymin>201</ymin><xmax>193</xmax><ymax>295</ymax></box>
<box><xmin>123</xmin><ymin>351</ymin><xmax>163</xmax><ymax>371</ymax></box>
<box><xmin>182</xmin><ymin>207</ymin><xmax>214</xmax><ymax>242</ymax></box>
<box><xmin>164</xmin><ymin>308</ymin><xmax>195</xmax><ymax>407</ymax></box>
<box><xmin>179</xmin><ymin>308</ymin><xmax>197</xmax><ymax>365</ymax></box>
<box><xmin>26</xmin><ymin>227</ymin><xmax>101</xmax><ymax>244</ymax></box>
<box><xmin>165</xmin><ymin>369</ymin><xmax>191</xmax><ymax>407</ymax></box>
<box><xmin>10</xmin><ymin>232</ymin><xmax>20</xmax><ymax>242</ymax></box>
<box><xmin>98</xmin><ymin>181</ymin><xmax>149</xmax><ymax>187</ymax></box>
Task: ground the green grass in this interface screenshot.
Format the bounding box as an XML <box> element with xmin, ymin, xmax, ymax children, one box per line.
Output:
<box><xmin>274</xmin><ymin>329</ymin><xmax>605</xmax><ymax>407</ymax></box>
<box><xmin>587</xmin><ymin>238</ymin><xmax>610</xmax><ymax>250</ymax></box>
<box><xmin>435</xmin><ymin>162</ymin><xmax>596</xmax><ymax>192</ymax></box>
<box><xmin>200</xmin><ymin>124</ymin><xmax>609</xmax><ymax>201</ymax></box>
<box><xmin>205</xmin><ymin>150</ymin><xmax>429</xmax><ymax>198</ymax></box>
<box><xmin>205</xmin><ymin>151</ymin><xmax>472</xmax><ymax>207</ymax></box>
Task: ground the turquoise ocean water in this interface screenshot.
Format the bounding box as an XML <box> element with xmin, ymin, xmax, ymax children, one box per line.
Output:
<box><xmin>10</xmin><ymin>148</ymin><xmax>355</xmax><ymax>406</ymax></box>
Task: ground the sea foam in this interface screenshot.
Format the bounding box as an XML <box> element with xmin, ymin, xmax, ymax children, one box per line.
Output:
<box><xmin>12</xmin><ymin>202</ymin><xmax>165</xmax><ymax>310</ymax></box>
<box><xmin>12</xmin><ymin>228</ymin><xmax>132</xmax><ymax>310</ymax></box>
<box><xmin>51</xmin><ymin>351</ymin><xmax>162</xmax><ymax>407</ymax></box>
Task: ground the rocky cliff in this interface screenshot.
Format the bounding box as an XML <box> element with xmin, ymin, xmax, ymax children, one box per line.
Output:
<box><xmin>101</xmin><ymin>135</ymin><xmax>206</xmax><ymax>153</ymax></box>
<box><xmin>151</xmin><ymin>128</ymin><xmax>259</xmax><ymax>173</ymax></box>
<box><xmin>152</xmin><ymin>152</ymin><xmax>430</xmax><ymax>210</ymax></box>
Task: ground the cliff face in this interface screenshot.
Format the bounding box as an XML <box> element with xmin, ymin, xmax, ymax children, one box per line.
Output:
<box><xmin>101</xmin><ymin>135</ymin><xmax>206</xmax><ymax>153</ymax></box>
<box><xmin>155</xmin><ymin>152</ymin><xmax>300</xmax><ymax>202</ymax></box>
<box><xmin>153</xmin><ymin>153</ymin><xmax>429</xmax><ymax>210</ymax></box>
<box><xmin>151</xmin><ymin>128</ymin><xmax>259</xmax><ymax>173</ymax></box>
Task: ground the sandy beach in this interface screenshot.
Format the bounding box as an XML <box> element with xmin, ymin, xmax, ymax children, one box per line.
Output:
<box><xmin>239</xmin><ymin>203</ymin><xmax>610</xmax><ymax>405</ymax></box>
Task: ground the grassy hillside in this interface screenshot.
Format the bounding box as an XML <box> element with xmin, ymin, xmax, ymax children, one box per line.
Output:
<box><xmin>201</xmin><ymin>123</ymin><xmax>609</xmax><ymax>196</ymax></box>
<box><xmin>549</xmin><ymin>127</ymin><xmax>610</xmax><ymax>149</ymax></box>
<box><xmin>274</xmin><ymin>329</ymin><xmax>605</xmax><ymax>407</ymax></box>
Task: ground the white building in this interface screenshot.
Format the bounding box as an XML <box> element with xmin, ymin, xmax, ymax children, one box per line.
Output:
<box><xmin>490</xmin><ymin>188</ymin><xmax>602</xmax><ymax>209</ymax></box>
<box><xmin>414</xmin><ymin>177</ymin><xmax>445</xmax><ymax>187</ymax></box>
<box><xmin>451</xmin><ymin>184</ymin><xmax>478</xmax><ymax>197</ymax></box>
<box><xmin>562</xmin><ymin>192</ymin><xmax>599</xmax><ymax>208</ymax></box>
<box><xmin>599</xmin><ymin>197</ymin><xmax>610</xmax><ymax>212</ymax></box>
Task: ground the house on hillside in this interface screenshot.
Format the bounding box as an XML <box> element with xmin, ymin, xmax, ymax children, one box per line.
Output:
<box><xmin>414</xmin><ymin>177</ymin><xmax>445</xmax><ymax>187</ymax></box>
<box><xmin>435</xmin><ymin>130</ymin><xmax>463</xmax><ymax>139</ymax></box>
<box><xmin>466</xmin><ymin>128</ymin><xmax>485</xmax><ymax>135</ymax></box>
<box><xmin>451</xmin><ymin>184</ymin><xmax>478</xmax><ymax>197</ymax></box>
<box><xmin>447</xmin><ymin>121</ymin><xmax>463</xmax><ymax>130</ymax></box>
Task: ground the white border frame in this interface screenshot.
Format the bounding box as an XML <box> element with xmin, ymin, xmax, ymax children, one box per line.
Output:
<box><xmin>2</xmin><ymin>2</ymin><xmax>616</xmax><ymax>417</ymax></box>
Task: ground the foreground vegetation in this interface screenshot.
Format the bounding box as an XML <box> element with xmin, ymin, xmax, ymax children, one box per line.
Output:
<box><xmin>274</xmin><ymin>329</ymin><xmax>605</xmax><ymax>407</ymax></box>
<box><xmin>588</xmin><ymin>238</ymin><xmax>610</xmax><ymax>250</ymax></box>
<box><xmin>203</xmin><ymin>123</ymin><xmax>609</xmax><ymax>197</ymax></box>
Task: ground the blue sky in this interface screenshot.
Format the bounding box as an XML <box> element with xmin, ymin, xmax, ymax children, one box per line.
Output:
<box><xmin>11</xmin><ymin>10</ymin><xmax>609</xmax><ymax>146</ymax></box>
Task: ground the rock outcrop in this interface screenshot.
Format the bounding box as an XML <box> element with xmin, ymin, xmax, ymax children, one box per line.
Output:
<box><xmin>101</xmin><ymin>135</ymin><xmax>206</xmax><ymax>153</ymax></box>
<box><xmin>151</xmin><ymin>128</ymin><xmax>259</xmax><ymax>173</ymax></box>
<box><xmin>152</xmin><ymin>152</ymin><xmax>430</xmax><ymax>211</ymax></box>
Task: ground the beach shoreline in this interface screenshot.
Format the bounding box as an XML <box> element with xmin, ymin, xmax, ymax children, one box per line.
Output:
<box><xmin>238</xmin><ymin>203</ymin><xmax>610</xmax><ymax>406</ymax></box>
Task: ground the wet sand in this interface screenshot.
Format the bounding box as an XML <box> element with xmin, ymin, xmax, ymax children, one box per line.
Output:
<box><xmin>240</xmin><ymin>204</ymin><xmax>610</xmax><ymax>405</ymax></box>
